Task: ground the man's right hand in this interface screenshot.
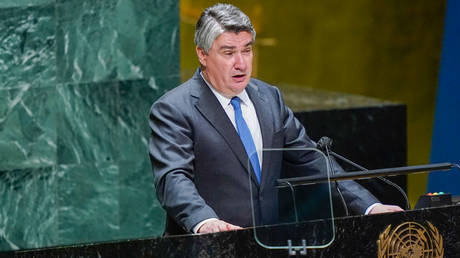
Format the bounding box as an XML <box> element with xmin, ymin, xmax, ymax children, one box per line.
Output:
<box><xmin>197</xmin><ymin>219</ymin><xmax>242</xmax><ymax>233</ymax></box>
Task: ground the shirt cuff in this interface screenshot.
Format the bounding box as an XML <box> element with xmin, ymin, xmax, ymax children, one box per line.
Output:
<box><xmin>365</xmin><ymin>203</ymin><xmax>381</xmax><ymax>215</ymax></box>
<box><xmin>192</xmin><ymin>218</ymin><xmax>219</xmax><ymax>234</ymax></box>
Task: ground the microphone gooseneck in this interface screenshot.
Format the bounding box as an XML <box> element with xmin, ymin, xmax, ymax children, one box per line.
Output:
<box><xmin>319</xmin><ymin>137</ymin><xmax>349</xmax><ymax>216</ymax></box>
<box><xmin>317</xmin><ymin>136</ymin><xmax>411</xmax><ymax>210</ymax></box>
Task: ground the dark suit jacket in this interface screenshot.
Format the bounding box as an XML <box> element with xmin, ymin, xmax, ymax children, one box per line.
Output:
<box><xmin>149</xmin><ymin>69</ymin><xmax>379</xmax><ymax>235</ymax></box>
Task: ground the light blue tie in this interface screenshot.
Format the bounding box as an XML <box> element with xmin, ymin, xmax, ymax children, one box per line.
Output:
<box><xmin>230</xmin><ymin>97</ymin><xmax>261</xmax><ymax>183</ymax></box>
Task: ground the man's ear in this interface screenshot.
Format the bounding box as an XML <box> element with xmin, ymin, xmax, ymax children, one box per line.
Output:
<box><xmin>196</xmin><ymin>46</ymin><xmax>207</xmax><ymax>67</ymax></box>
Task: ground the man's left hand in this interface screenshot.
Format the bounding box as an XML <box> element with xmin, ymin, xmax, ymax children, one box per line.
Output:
<box><xmin>368</xmin><ymin>203</ymin><xmax>404</xmax><ymax>214</ymax></box>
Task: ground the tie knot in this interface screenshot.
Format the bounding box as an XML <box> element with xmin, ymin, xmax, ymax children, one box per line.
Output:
<box><xmin>230</xmin><ymin>97</ymin><xmax>241</xmax><ymax>110</ymax></box>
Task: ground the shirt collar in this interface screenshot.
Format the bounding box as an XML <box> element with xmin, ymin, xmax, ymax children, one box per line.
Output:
<box><xmin>200</xmin><ymin>71</ymin><xmax>250</xmax><ymax>108</ymax></box>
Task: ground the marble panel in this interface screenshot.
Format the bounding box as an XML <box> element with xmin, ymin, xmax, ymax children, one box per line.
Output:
<box><xmin>118</xmin><ymin>159</ymin><xmax>165</xmax><ymax>239</ymax></box>
<box><xmin>115</xmin><ymin>77</ymin><xmax>178</xmax><ymax>238</ymax></box>
<box><xmin>0</xmin><ymin>166</ymin><xmax>58</xmax><ymax>251</ymax></box>
<box><xmin>0</xmin><ymin>86</ymin><xmax>57</xmax><ymax>170</ymax></box>
<box><xmin>56</xmin><ymin>75</ymin><xmax>179</xmax><ymax>166</ymax></box>
<box><xmin>115</xmin><ymin>76</ymin><xmax>178</xmax><ymax>238</ymax></box>
<box><xmin>115</xmin><ymin>76</ymin><xmax>179</xmax><ymax>163</ymax></box>
<box><xmin>0</xmin><ymin>4</ymin><xmax>56</xmax><ymax>90</ymax></box>
<box><xmin>56</xmin><ymin>82</ymin><xmax>120</xmax><ymax>165</ymax></box>
<box><xmin>55</xmin><ymin>0</ymin><xmax>179</xmax><ymax>84</ymax></box>
<box><xmin>56</xmin><ymin>162</ymin><xmax>120</xmax><ymax>246</ymax></box>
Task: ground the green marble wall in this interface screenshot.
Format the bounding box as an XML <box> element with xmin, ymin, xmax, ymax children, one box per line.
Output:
<box><xmin>0</xmin><ymin>0</ymin><xmax>179</xmax><ymax>251</ymax></box>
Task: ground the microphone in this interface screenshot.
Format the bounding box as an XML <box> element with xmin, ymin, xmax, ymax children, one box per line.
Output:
<box><xmin>317</xmin><ymin>136</ymin><xmax>333</xmax><ymax>151</ymax></box>
<box><xmin>317</xmin><ymin>136</ymin><xmax>410</xmax><ymax>210</ymax></box>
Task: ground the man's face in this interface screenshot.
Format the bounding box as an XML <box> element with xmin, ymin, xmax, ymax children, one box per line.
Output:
<box><xmin>196</xmin><ymin>31</ymin><xmax>253</xmax><ymax>97</ymax></box>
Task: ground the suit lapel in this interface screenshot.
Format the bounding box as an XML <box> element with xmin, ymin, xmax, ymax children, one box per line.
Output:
<box><xmin>246</xmin><ymin>82</ymin><xmax>274</xmax><ymax>189</ymax></box>
<box><xmin>191</xmin><ymin>71</ymin><xmax>260</xmax><ymax>186</ymax></box>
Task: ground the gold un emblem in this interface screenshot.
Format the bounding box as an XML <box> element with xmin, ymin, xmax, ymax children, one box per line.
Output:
<box><xmin>377</xmin><ymin>221</ymin><xmax>444</xmax><ymax>258</ymax></box>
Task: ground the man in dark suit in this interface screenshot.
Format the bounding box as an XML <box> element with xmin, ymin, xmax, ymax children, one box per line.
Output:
<box><xmin>149</xmin><ymin>3</ymin><xmax>403</xmax><ymax>235</ymax></box>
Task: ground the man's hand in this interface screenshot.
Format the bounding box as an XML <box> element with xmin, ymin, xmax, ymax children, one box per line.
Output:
<box><xmin>368</xmin><ymin>203</ymin><xmax>404</xmax><ymax>214</ymax></box>
<box><xmin>197</xmin><ymin>219</ymin><xmax>242</xmax><ymax>233</ymax></box>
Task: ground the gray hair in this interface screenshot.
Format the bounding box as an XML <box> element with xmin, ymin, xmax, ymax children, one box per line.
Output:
<box><xmin>194</xmin><ymin>3</ymin><xmax>256</xmax><ymax>53</ymax></box>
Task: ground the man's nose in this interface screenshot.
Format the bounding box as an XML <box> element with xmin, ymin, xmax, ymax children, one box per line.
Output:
<box><xmin>234</xmin><ymin>53</ymin><xmax>246</xmax><ymax>70</ymax></box>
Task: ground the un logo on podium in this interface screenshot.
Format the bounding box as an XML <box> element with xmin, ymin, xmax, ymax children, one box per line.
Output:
<box><xmin>377</xmin><ymin>221</ymin><xmax>444</xmax><ymax>258</ymax></box>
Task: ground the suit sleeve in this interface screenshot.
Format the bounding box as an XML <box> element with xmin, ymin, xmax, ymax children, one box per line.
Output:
<box><xmin>273</xmin><ymin>87</ymin><xmax>379</xmax><ymax>215</ymax></box>
<box><xmin>149</xmin><ymin>98</ymin><xmax>218</xmax><ymax>232</ymax></box>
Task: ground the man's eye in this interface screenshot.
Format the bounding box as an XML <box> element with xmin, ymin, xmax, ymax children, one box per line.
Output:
<box><xmin>224</xmin><ymin>52</ymin><xmax>233</xmax><ymax>56</ymax></box>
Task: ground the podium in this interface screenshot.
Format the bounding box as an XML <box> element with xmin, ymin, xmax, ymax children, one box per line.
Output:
<box><xmin>3</xmin><ymin>204</ymin><xmax>460</xmax><ymax>257</ymax></box>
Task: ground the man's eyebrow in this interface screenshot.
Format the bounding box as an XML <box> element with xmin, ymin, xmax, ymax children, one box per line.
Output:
<box><xmin>219</xmin><ymin>45</ymin><xmax>236</xmax><ymax>50</ymax></box>
<box><xmin>245</xmin><ymin>41</ymin><xmax>254</xmax><ymax>47</ymax></box>
<box><xmin>219</xmin><ymin>41</ymin><xmax>254</xmax><ymax>50</ymax></box>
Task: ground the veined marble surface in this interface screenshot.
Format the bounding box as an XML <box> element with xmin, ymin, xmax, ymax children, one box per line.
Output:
<box><xmin>0</xmin><ymin>166</ymin><xmax>58</xmax><ymax>251</ymax></box>
<box><xmin>0</xmin><ymin>0</ymin><xmax>178</xmax><ymax>251</ymax></box>
<box><xmin>0</xmin><ymin>86</ymin><xmax>57</xmax><ymax>171</ymax></box>
<box><xmin>55</xmin><ymin>0</ymin><xmax>179</xmax><ymax>84</ymax></box>
<box><xmin>0</xmin><ymin>1</ymin><xmax>53</xmax><ymax>8</ymax></box>
<box><xmin>0</xmin><ymin>4</ymin><xmax>56</xmax><ymax>91</ymax></box>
